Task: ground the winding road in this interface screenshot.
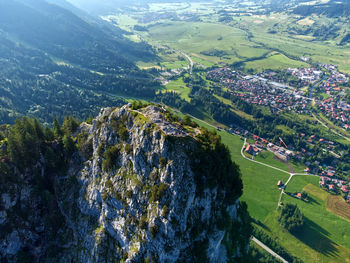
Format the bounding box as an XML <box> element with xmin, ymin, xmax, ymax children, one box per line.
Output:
<box><xmin>178</xmin><ymin>50</ymin><xmax>194</xmax><ymax>74</ymax></box>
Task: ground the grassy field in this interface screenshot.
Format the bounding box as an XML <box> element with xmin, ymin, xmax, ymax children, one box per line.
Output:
<box><xmin>275</xmin><ymin>176</ymin><xmax>350</xmax><ymax>262</ymax></box>
<box><xmin>110</xmin><ymin>1</ymin><xmax>350</xmax><ymax>74</ymax></box>
<box><xmin>250</xmin><ymin>29</ymin><xmax>350</xmax><ymax>74</ymax></box>
<box><xmin>191</xmin><ymin>117</ymin><xmax>350</xmax><ymax>262</ymax></box>
<box><xmin>145</xmin><ymin>21</ymin><xmax>268</xmax><ymax>65</ymax></box>
<box><xmin>254</xmin><ymin>151</ymin><xmax>291</xmax><ymax>172</ymax></box>
<box><xmin>160</xmin><ymin>77</ymin><xmax>191</xmax><ymax>101</ymax></box>
<box><xmin>254</xmin><ymin>151</ymin><xmax>305</xmax><ymax>174</ymax></box>
<box><xmin>244</xmin><ymin>52</ymin><xmax>308</xmax><ymax>73</ymax></box>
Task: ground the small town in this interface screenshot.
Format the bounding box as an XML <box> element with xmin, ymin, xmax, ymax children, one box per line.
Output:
<box><xmin>207</xmin><ymin>67</ymin><xmax>311</xmax><ymax>114</ymax></box>
<box><xmin>207</xmin><ymin>65</ymin><xmax>349</xmax><ymax>123</ymax></box>
<box><xmin>209</xmin><ymin>65</ymin><xmax>350</xmax><ymax>205</ymax></box>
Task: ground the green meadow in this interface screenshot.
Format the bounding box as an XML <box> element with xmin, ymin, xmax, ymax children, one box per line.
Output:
<box><xmin>161</xmin><ymin>78</ymin><xmax>191</xmax><ymax>102</ymax></box>
<box><xmin>193</xmin><ymin>118</ymin><xmax>350</xmax><ymax>262</ymax></box>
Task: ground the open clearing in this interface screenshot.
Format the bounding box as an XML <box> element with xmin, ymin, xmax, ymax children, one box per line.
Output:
<box><xmin>161</xmin><ymin>77</ymin><xmax>191</xmax><ymax>101</ymax></box>
<box><xmin>244</xmin><ymin>53</ymin><xmax>309</xmax><ymax>72</ymax></box>
<box><xmin>297</xmin><ymin>17</ymin><xmax>315</xmax><ymax>26</ymax></box>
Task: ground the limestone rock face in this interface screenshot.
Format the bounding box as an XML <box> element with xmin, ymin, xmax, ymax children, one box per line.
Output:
<box><xmin>0</xmin><ymin>104</ymin><xmax>251</xmax><ymax>263</ymax></box>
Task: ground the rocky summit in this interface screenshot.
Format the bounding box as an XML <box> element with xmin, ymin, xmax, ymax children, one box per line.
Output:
<box><xmin>0</xmin><ymin>104</ymin><xmax>251</xmax><ymax>263</ymax></box>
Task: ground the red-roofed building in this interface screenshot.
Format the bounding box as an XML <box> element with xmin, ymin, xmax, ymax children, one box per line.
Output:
<box><xmin>297</xmin><ymin>193</ymin><xmax>302</xmax><ymax>198</ymax></box>
<box><xmin>341</xmin><ymin>186</ymin><xmax>348</xmax><ymax>193</ymax></box>
<box><xmin>329</xmin><ymin>184</ymin><xmax>335</xmax><ymax>191</ymax></box>
<box><xmin>327</xmin><ymin>172</ymin><xmax>334</xmax><ymax>177</ymax></box>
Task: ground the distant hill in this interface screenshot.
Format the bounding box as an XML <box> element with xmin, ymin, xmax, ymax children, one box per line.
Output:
<box><xmin>292</xmin><ymin>0</ymin><xmax>350</xmax><ymax>17</ymax></box>
<box><xmin>0</xmin><ymin>0</ymin><xmax>159</xmax><ymax>124</ymax></box>
<box><xmin>0</xmin><ymin>0</ymin><xmax>155</xmax><ymax>71</ymax></box>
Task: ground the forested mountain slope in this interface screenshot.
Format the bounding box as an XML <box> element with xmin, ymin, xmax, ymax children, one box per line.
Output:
<box><xmin>0</xmin><ymin>0</ymin><xmax>159</xmax><ymax>124</ymax></box>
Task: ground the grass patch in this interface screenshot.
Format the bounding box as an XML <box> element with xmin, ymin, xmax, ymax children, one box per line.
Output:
<box><xmin>192</xmin><ymin>118</ymin><xmax>290</xmax><ymax>220</ymax></box>
<box><xmin>244</xmin><ymin>53</ymin><xmax>309</xmax><ymax>73</ymax></box>
<box><xmin>161</xmin><ymin>77</ymin><xmax>191</xmax><ymax>101</ymax></box>
<box><xmin>278</xmin><ymin>177</ymin><xmax>350</xmax><ymax>262</ymax></box>
<box><xmin>254</xmin><ymin>151</ymin><xmax>291</xmax><ymax>173</ymax></box>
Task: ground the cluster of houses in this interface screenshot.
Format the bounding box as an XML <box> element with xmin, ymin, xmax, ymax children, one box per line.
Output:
<box><xmin>318</xmin><ymin>164</ymin><xmax>350</xmax><ymax>202</ymax></box>
<box><xmin>299</xmin><ymin>133</ymin><xmax>336</xmax><ymax>151</ymax></box>
<box><xmin>319</xmin><ymin>176</ymin><xmax>350</xmax><ymax>201</ymax></box>
<box><xmin>244</xmin><ymin>144</ymin><xmax>261</xmax><ymax>156</ymax></box>
<box><xmin>287</xmin><ymin>67</ymin><xmax>322</xmax><ymax>83</ymax></box>
<box><xmin>207</xmin><ymin>67</ymin><xmax>311</xmax><ymax>114</ymax></box>
<box><xmin>316</xmin><ymin>64</ymin><xmax>349</xmax><ymax>128</ymax></box>
<box><xmin>318</xmin><ymin>99</ymin><xmax>350</xmax><ymax>129</ymax></box>
<box><xmin>257</xmin><ymin>70</ymin><xmax>304</xmax><ymax>88</ymax></box>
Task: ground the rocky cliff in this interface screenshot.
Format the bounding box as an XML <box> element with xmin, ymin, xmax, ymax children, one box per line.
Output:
<box><xmin>0</xmin><ymin>104</ymin><xmax>251</xmax><ymax>262</ymax></box>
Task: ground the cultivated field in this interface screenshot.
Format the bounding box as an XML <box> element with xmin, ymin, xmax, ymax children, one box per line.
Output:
<box><xmin>327</xmin><ymin>195</ymin><xmax>350</xmax><ymax>222</ymax></box>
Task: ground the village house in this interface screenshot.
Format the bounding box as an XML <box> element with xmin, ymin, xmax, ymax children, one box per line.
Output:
<box><xmin>341</xmin><ymin>185</ymin><xmax>349</xmax><ymax>193</ymax></box>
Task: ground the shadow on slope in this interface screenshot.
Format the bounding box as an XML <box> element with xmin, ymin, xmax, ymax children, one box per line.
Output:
<box><xmin>294</xmin><ymin>217</ymin><xmax>339</xmax><ymax>257</ymax></box>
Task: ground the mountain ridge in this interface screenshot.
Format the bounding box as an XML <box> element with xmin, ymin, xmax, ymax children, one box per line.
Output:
<box><xmin>0</xmin><ymin>104</ymin><xmax>251</xmax><ymax>262</ymax></box>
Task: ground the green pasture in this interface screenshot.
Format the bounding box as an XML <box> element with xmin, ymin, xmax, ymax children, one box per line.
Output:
<box><xmin>273</xmin><ymin>175</ymin><xmax>350</xmax><ymax>262</ymax></box>
<box><xmin>161</xmin><ymin>78</ymin><xmax>191</xmax><ymax>101</ymax></box>
<box><xmin>244</xmin><ymin>53</ymin><xmax>309</xmax><ymax>72</ymax></box>
<box><xmin>193</xmin><ymin>117</ymin><xmax>349</xmax><ymax>262</ymax></box>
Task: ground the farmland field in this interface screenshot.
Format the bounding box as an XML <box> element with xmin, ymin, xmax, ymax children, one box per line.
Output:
<box><xmin>326</xmin><ymin>195</ymin><xmax>350</xmax><ymax>222</ymax></box>
<box><xmin>106</xmin><ymin>1</ymin><xmax>350</xmax><ymax>73</ymax></box>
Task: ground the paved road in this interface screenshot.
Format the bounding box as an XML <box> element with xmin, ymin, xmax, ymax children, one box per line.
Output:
<box><xmin>178</xmin><ymin>50</ymin><xmax>194</xmax><ymax>74</ymax></box>
<box><xmin>152</xmin><ymin>44</ymin><xmax>194</xmax><ymax>75</ymax></box>
<box><xmin>252</xmin><ymin>237</ymin><xmax>289</xmax><ymax>263</ymax></box>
